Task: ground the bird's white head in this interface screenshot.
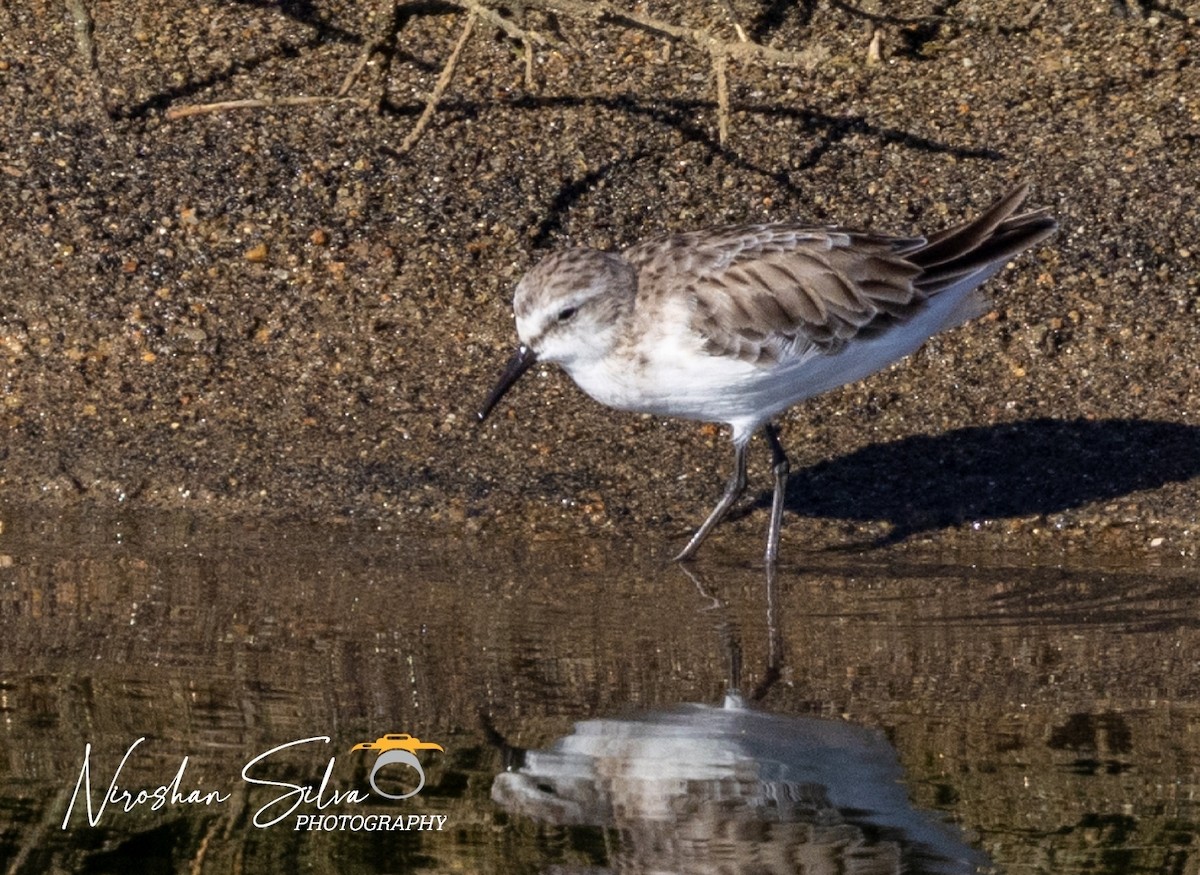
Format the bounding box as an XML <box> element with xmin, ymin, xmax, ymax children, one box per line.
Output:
<box><xmin>513</xmin><ymin>248</ymin><xmax>637</xmax><ymax>371</ymax></box>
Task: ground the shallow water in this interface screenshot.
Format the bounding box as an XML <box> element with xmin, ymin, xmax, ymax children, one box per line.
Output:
<box><xmin>1</xmin><ymin>509</ymin><xmax>1197</xmax><ymax>874</ymax></box>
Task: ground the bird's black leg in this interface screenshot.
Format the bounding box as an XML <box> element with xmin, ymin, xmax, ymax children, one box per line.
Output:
<box><xmin>675</xmin><ymin>438</ymin><xmax>749</xmax><ymax>562</ymax></box>
<box><xmin>763</xmin><ymin>422</ymin><xmax>790</xmax><ymax>564</ymax></box>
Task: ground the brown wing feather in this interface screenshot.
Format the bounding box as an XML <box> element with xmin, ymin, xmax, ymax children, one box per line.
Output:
<box><xmin>626</xmin><ymin>226</ymin><xmax>927</xmax><ymax>364</ymax></box>
<box><xmin>711</xmin><ymin>237</ymin><xmax>925</xmax><ymax>355</ymax></box>
<box><xmin>622</xmin><ymin>184</ymin><xmax>1056</xmax><ymax>366</ymax></box>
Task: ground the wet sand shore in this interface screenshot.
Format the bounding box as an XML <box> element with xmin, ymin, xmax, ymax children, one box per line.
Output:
<box><xmin>1</xmin><ymin>1</ymin><xmax>1197</xmax><ymax>560</ymax></box>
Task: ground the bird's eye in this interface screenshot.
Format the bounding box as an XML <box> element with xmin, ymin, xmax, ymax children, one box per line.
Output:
<box><xmin>557</xmin><ymin>306</ymin><xmax>578</xmax><ymax>322</ymax></box>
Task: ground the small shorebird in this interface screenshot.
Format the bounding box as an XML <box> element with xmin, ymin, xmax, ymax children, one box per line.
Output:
<box><xmin>478</xmin><ymin>184</ymin><xmax>1057</xmax><ymax>563</ymax></box>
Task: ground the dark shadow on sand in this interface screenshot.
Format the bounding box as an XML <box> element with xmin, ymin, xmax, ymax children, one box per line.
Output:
<box><xmin>758</xmin><ymin>418</ymin><xmax>1200</xmax><ymax>544</ymax></box>
<box><xmin>462</xmin><ymin>94</ymin><xmax>1003</xmax><ymax>248</ymax></box>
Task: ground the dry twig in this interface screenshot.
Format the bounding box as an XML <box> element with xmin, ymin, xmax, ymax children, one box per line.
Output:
<box><xmin>867</xmin><ymin>27</ymin><xmax>883</xmax><ymax>65</ymax></box>
<box><xmin>517</xmin><ymin>0</ymin><xmax>825</xmax><ymax>144</ymax></box>
<box><xmin>338</xmin><ymin>0</ymin><xmax>401</xmax><ymax>102</ymax></box>
<box><xmin>338</xmin><ymin>36</ymin><xmax>389</xmax><ymax>99</ymax></box>
<box><xmin>525</xmin><ymin>0</ymin><xmax>822</xmax><ymax>67</ymax></box>
<box><xmin>66</xmin><ymin>0</ymin><xmax>99</xmax><ymax>72</ymax></box>
<box><xmin>397</xmin><ymin>12</ymin><xmax>478</xmax><ymax>154</ymax></box>
<box><xmin>164</xmin><ymin>0</ymin><xmax>827</xmax><ymax>147</ymax></box>
<box><xmin>461</xmin><ymin>0</ymin><xmax>554</xmax><ymax>47</ymax></box>
<box><xmin>459</xmin><ymin>0</ymin><xmax>555</xmax><ymax>89</ymax></box>
<box><xmin>713</xmin><ymin>53</ymin><xmax>730</xmax><ymax>145</ymax></box>
<box><xmin>1018</xmin><ymin>1</ymin><xmax>1047</xmax><ymax>29</ymax></box>
<box><xmin>165</xmin><ymin>95</ymin><xmax>361</xmax><ymax>120</ymax></box>
<box><xmin>65</xmin><ymin>0</ymin><xmax>112</xmax><ymax>121</ymax></box>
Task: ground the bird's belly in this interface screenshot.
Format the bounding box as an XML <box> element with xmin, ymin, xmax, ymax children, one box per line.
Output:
<box><xmin>562</xmin><ymin>297</ymin><xmax>963</xmax><ymax>432</ymax></box>
<box><xmin>566</xmin><ymin>350</ymin><xmax>778</xmax><ymax>425</ymax></box>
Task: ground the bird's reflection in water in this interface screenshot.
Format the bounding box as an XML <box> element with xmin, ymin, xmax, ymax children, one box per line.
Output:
<box><xmin>490</xmin><ymin>565</ymin><xmax>991</xmax><ymax>875</ymax></box>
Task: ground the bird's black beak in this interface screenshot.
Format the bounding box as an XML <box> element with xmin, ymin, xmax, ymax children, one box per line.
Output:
<box><xmin>477</xmin><ymin>345</ymin><xmax>538</xmax><ymax>422</ymax></box>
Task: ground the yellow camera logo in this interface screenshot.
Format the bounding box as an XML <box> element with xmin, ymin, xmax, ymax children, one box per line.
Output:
<box><xmin>350</xmin><ymin>734</ymin><xmax>445</xmax><ymax>800</ymax></box>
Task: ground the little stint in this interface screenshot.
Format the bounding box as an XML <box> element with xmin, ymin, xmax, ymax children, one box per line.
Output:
<box><xmin>478</xmin><ymin>184</ymin><xmax>1057</xmax><ymax>563</ymax></box>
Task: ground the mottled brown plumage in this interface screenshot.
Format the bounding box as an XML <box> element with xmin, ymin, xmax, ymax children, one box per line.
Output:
<box><xmin>621</xmin><ymin>182</ymin><xmax>1054</xmax><ymax>365</ymax></box>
